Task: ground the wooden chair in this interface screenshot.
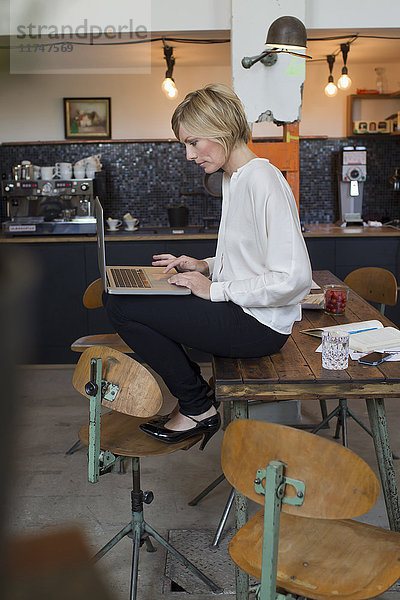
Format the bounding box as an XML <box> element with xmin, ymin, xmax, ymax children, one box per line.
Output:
<box><xmin>70</xmin><ymin>278</ymin><xmax>132</xmax><ymax>354</ymax></box>
<box><xmin>222</xmin><ymin>419</ymin><xmax>400</xmax><ymax>600</ymax></box>
<box><xmin>314</xmin><ymin>267</ymin><xmax>398</xmax><ymax>446</ymax></box>
<box><xmin>344</xmin><ymin>266</ymin><xmax>398</xmax><ymax>315</ymax></box>
<box><xmin>73</xmin><ymin>345</ymin><xmax>221</xmax><ymax>599</ymax></box>
<box><xmin>66</xmin><ymin>278</ymin><xmax>133</xmax><ymax>456</ymax></box>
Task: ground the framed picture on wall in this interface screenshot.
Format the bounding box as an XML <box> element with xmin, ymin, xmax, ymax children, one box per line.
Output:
<box><xmin>64</xmin><ymin>97</ymin><xmax>111</xmax><ymax>139</ymax></box>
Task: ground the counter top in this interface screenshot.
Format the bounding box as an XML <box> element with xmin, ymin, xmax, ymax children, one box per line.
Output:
<box><xmin>303</xmin><ymin>224</ymin><xmax>400</xmax><ymax>237</ymax></box>
<box><xmin>1</xmin><ymin>224</ymin><xmax>399</xmax><ymax>243</ymax></box>
<box><xmin>0</xmin><ymin>231</ymin><xmax>219</xmax><ymax>243</ymax></box>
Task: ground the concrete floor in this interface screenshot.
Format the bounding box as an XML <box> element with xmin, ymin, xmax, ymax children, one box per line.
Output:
<box><xmin>4</xmin><ymin>363</ymin><xmax>400</xmax><ymax>599</ymax></box>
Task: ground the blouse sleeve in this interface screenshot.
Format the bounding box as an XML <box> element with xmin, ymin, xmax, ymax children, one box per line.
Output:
<box><xmin>203</xmin><ymin>257</ymin><xmax>215</xmax><ymax>278</ymax></box>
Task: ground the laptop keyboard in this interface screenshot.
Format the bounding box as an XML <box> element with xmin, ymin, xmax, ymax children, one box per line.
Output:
<box><xmin>110</xmin><ymin>268</ymin><xmax>151</xmax><ymax>288</ymax></box>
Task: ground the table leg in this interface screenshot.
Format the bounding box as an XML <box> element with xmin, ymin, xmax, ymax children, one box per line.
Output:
<box><xmin>366</xmin><ymin>398</ymin><xmax>400</xmax><ymax>532</ymax></box>
<box><xmin>222</xmin><ymin>400</ymin><xmax>232</xmax><ymax>430</ymax></box>
<box><xmin>233</xmin><ymin>400</ymin><xmax>249</xmax><ymax>600</ymax></box>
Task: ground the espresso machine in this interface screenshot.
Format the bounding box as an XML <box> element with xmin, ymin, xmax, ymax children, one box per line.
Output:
<box><xmin>1</xmin><ymin>178</ymin><xmax>96</xmax><ymax>235</ymax></box>
<box><xmin>338</xmin><ymin>146</ymin><xmax>367</xmax><ymax>226</ymax></box>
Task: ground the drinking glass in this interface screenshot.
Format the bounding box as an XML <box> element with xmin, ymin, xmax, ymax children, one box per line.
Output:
<box><xmin>322</xmin><ymin>330</ymin><xmax>350</xmax><ymax>370</ymax></box>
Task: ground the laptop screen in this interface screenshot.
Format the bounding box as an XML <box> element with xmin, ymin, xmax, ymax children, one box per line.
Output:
<box><xmin>95</xmin><ymin>197</ymin><xmax>108</xmax><ymax>291</ymax></box>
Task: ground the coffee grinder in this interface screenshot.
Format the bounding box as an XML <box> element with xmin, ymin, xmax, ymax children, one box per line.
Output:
<box><xmin>338</xmin><ymin>146</ymin><xmax>367</xmax><ymax>225</ymax></box>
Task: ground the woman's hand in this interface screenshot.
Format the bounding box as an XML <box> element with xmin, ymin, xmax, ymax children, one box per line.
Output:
<box><xmin>152</xmin><ymin>253</ymin><xmax>209</xmax><ymax>276</ymax></box>
<box><xmin>167</xmin><ymin>271</ymin><xmax>212</xmax><ymax>300</ymax></box>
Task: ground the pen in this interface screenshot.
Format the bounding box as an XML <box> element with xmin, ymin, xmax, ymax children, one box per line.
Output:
<box><xmin>348</xmin><ymin>327</ymin><xmax>379</xmax><ymax>335</ymax></box>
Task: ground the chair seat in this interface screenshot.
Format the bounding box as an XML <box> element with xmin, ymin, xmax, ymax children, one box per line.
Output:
<box><xmin>78</xmin><ymin>411</ymin><xmax>202</xmax><ymax>457</ymax></box>
<box><xmin>229</xmin><ymin>510</ymin><xmax>400</xmax><ymax>600</ymax></box>
<box><xmin>71</xmin><ymin>333</ymin><xmax>133</xmax><ymax>354</ymax></box>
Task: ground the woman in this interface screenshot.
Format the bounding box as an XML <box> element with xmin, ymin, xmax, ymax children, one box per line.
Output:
<box><xmin>104</xmin><ymin>83</ymin><xmax>312</xmax><ymax>450</ymax></box>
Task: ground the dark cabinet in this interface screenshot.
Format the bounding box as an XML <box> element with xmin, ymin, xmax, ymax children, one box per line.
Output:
<box><xmin>305</xmin><ymin>236</ymin><xmax>400</xmax><ymax>325</ymax></box>
<box><xmin>165</xmin><ymin>239</ymin><xmax>217</xmax><ymax>260</ymax></box>
<box><xmin>14</xmin><ymin>237</ymin><xmax>217</xmax><ymax>363</ymax></box>
<box><xmin>305</xmin><ymin>239</ymin><xmax>336</xmax><ymax>273</ymax></box>
<box><xmin>10</xmin><ymin>234</ymin><xmax>399</xmax><ymax>363</ymax></box>
<box><xmin>17</xmin><ymin>242</ymin><xmax>87</xmax><ymax>363</ymax></box>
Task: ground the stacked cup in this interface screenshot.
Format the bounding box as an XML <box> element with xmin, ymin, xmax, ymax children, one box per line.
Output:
<box><xmin>55</xmin><ymin>162</ymin><xmax>73</xmax><ymax>179</ymax></box>
<box><xmin>85</xmin><ymin>154</ymin><xmax>102</xmax><ymax>178</ymax></box>
<box><xmin>41</xmin><ymin>166</ymin><xmax>56</xmax><ymax>179</ymax></box>
<box><xmin>123</xmin><ymin>212</ymin><xmax>139</xmax><ymax>231</ymax></box>
<box><xmin>73</xmin><ymin>160</ymin><xmax>86</xmax><ymax>179</ymax></box>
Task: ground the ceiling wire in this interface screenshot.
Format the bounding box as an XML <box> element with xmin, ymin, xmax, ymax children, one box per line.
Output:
<box><xmin>309</xmin><ymin>34</ymin><xmax>400</xmax><ymax>41</ymax></box>
<box><xmin>2</xmin><ymin>36</ymin><xmax>230</xmax><ymax>50</ymax></box>
<box><xmin>307</xmin><ymin>35</ymin><xmax>359</xmax><ymax>62</ymax></box>
<box><xmin>2</xmin><ymin>32</ymin><xmax>399</xmax><ymax>51</ymax></box>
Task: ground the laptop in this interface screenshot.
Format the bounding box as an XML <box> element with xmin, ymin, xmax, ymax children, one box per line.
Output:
<box><xmin>96</xmin><ymin>197</ymin><xmax>191</xmax><ymax>295</ymax></box>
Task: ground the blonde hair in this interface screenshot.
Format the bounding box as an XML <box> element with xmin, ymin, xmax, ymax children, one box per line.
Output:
<box><xmin>171</xmin><ymin>83</ymin><xmax>251</xmax><ymax>157</ymax></box>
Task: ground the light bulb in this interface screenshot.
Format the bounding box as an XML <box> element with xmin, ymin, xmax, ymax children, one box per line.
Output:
<box><xmin>324</xmin><ymin>81</ymin><xmax>338</xmax><ymax>97</ymax></box>
<box><xmin>338</xmin><ymin>73</ymin><xmax>352</xmax><ymax>90</ymax></box>
<box><xmin>162</xmin><ymin>77</ymin><xmax>178</xmax><ymax>99</ymax></box>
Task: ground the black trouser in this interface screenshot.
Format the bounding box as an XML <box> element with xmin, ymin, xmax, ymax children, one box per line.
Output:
<box><xmin>103</xmin><ymin>293</ymin><xmax>288</xmax><ymax>416</ymax></box>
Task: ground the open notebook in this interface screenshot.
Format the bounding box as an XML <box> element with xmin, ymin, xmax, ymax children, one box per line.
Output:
<box><xmin>301</xmin><ymin>320</ymin><xmax>400</xmax><ymax>353</ymax></box>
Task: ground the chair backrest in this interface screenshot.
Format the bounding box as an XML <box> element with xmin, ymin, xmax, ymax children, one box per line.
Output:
<box><xmin>82</xmin><ymin>278</ymin><xmax>104</xmax><ymax>309</ymax></box>
<box><xmin>72</xmin><ymin>345</ymin><xmax>163</xmax><ymax>418</ymax></box>
<box><xmin>344</xmin><ymin>267</ymin><xmax>398</xmax><ymax>311</ymax></box>
<box><xmin>221</xmin><ymin>420</ymin><xmax>379</xmax><ymax>519</ymax></box>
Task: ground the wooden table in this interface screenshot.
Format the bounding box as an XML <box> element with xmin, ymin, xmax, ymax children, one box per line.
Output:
<box><xmin>213</xmin><ymin>270</ymin><xmax>400</xmax><ymax>600</ymax></box>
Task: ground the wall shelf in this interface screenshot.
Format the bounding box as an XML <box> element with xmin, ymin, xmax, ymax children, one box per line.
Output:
<box><xmin>347</xmin><ymin>91</ymin><xmax>400</xmax><ymax>137</ymax></box>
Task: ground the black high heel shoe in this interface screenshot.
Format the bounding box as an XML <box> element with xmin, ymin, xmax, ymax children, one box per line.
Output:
<box><xmin>139</xmin><ymin>412</ymin><xmax>221</xmax><ymax>451</ymax></box>
<box><xmin>146</xmin><ymin>414</ymin><xmax>170</xmax><ymax>426</ymax></box>
<box><xmin>146</xmin><ymin>391</ymin><xmax>219</xmax><ymax>428</ymax></box>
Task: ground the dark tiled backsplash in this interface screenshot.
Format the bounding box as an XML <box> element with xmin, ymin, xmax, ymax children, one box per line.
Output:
<box><xmin>300</xmin><ymin>137</ymin><xmax>400</xmax><ymax>224</ymax></box>
<box><xmin>1</xmin><ymin>137</ymin><xmax>399</xmax><ymax>225</ymax></box>
<box><xmin>0</xmin><ymin>141</ymin><xmax>221</xmax><ymax>227</ymax></box>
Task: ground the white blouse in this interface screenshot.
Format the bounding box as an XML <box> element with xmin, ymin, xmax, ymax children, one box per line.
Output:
<box><xmin>205</xmin><ymin>158</ymin><xmax>312</xmax><ymax>335</ymax></box>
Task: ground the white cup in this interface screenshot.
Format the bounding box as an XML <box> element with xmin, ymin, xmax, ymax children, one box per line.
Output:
<box><xmin>32</xmin><ymin>165</ymin><xmax>41</xmax><ymax>180</ymax></box>
<box><xmin>107</xmin><ymin>218</ymin><xmax>122</xmax><ymax>231</ymax></box>
<box><xmin>124</xmin><ymin>218</ymin><xmax>139</xmax><ymax>230</ymax></box>
<box><xmin>73</xmin><ymin>165</ymin><xmax>86</xmax><ymax>179</ymax></box>
<box><xmin>56</xmin><ymin>162</ymin><xmax>72</xmax><ymax>179</ymax></box>
<box><xmin>86</xmin><ymin>154</ymin><xmax>102</xmax><ymax>169</ymax></box>
<box><xmin>41</xmin><ymin>166</ymin><xmax>56</xmax><ymax>180</ymax></box>
<box><xmin>86</xmin><ymin>166</ymin><xmax>96</xmax><ymax>179</ymax></box>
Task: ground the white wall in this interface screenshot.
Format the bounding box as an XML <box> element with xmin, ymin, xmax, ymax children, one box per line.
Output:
<box><xmin>306</xmin><ymin>0</ymin><xmax>400</xmax><ymax>29</ymax></box>
<box><xmin>0</xmin><ymin>61</ymin><xmax>231</xmax><ymax>141</ymax></box>
<box><xmin>2</xmin><ymin>48</ymin><xmax>399</xmax><ymax>142</ymax></box>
